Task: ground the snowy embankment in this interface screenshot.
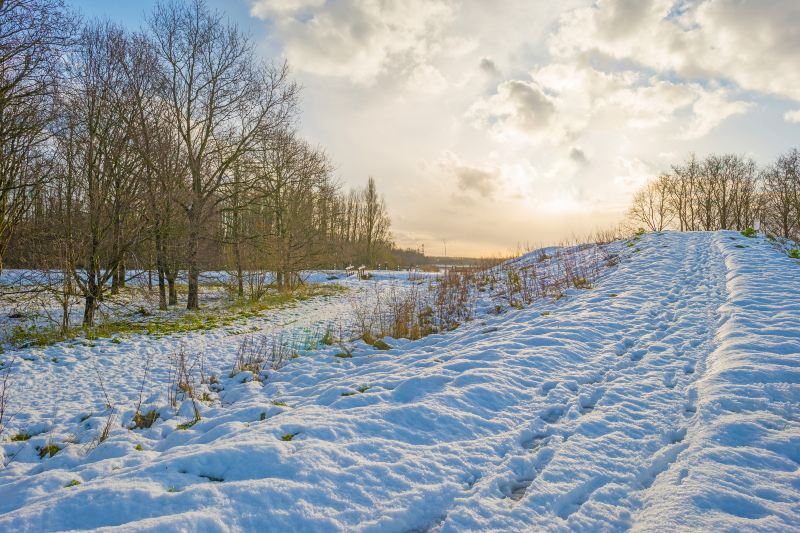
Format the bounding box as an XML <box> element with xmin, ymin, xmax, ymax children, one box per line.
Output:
<box><xmin>0</xmin><ymin>232</ymin><xmax>798</xmax><ymax>531</ymax></box>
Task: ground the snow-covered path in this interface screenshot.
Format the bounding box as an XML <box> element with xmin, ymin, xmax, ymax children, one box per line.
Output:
<box><xmin>443</xmin><ymin>231</ymin><xmax>730</xmax><ymax>530</ymax></box>
<box><xmin>0</xmin><ymin>231</ymin><xmax>798</xmax><ymax>531</ymax></box>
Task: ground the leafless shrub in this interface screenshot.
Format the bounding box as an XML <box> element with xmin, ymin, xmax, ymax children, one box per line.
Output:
<box><xmin>130</xmin><ymin>350</ymin><xmax>155</xmax><ymax>430</ymax></box>
<box><xmin>167</xmin><ymin>347</ymin><xmax>201</xmax><ymax>422</ymax></box>
<box><xmin>84</xmin><ymin>359</ymin><xmax>118</xmax><ymax>450</ymax></box>
<box><xmin>352</xmin><ymin>272</ymin><xmax>477</xmax><ymax>344</ymax></box>
<box><xmin>98</xmin><ymin>411</ymin><xmax>116</xmax><ymax>444</ymax></box>
<box><xmin>489</xmin><ymin>238</ymin><xmax>616</xmax><ymax>306</ymax></box>
<box><xmin>232</xmin><ymin>333</ymin><xmax>300</xmax><ymax>376</ymax></box>
<box><xmin>231</xmin><ymin>335</ymin><xmax>268</xmax><ymax>377</ymax></box>
<box><xmin>0</xmin><ymin>358</ymin><xmax>16</xmax><ymax>440</ymax></box>
<box><xmin>433</xmin><ymin>269</ymin><xmax>477</xmax><ymax>330</ymax></box>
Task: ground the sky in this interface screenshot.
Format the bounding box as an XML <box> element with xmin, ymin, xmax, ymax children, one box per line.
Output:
<box><xmin>69</xmin><ymin>0</ymin><xmax>800</xmax><ymax>256</ymax></box>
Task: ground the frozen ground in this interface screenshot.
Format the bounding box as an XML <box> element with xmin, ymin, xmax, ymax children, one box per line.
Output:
<box><xmin>0</xmin><ymin>231</ymin><xmax>798</xmax><ymax>531</ymax></box>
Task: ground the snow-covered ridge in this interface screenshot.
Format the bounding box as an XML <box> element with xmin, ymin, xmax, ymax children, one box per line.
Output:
<box><xmin>636</xmin><ymin>232</ymin><xmax>800</xmax><ymax>530</ymax></box>
<box><xmin>0</xmin><ymin>231</ymin><xmax>797</xmax><ymax>531</ymax></box>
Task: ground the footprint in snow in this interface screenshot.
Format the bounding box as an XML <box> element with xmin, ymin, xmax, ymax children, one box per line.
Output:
<box><xmin>578</xmin><ymin>387</ymin><xmax>605</xmax><ymax>414</ymax></box>
<box><xmin>540</xmin><ymin>381</ymin><xmax>558</xmax><ymax>395</ymax></box>
<box><xmin>555</xmin><ymin>476</ymin><xmax>609</xmax><ymax>519</ymax></box>
<box><xmin>615</xmin><ymin>339</ymin><xmax>634</xmax><ymax>356</ymax></box>
<box><xmin>521</xmin><ymin>432</ymin><xmax>551</xmax><ymax>451</ymax></box>
<box><xmin>630</xmin><ymin>349</ymin><xmax>647</xmax><ymax>362</ymax></box>
<box><xmin>684</xmin><ymin>389</ymin><xmax>698</xmax><ymax>417</ymax></box>
<box><xmin>539</xmin><ymin>405</ymin><xmax>566</xmax><ymax>424</ymax></box>
<box><xmin>391</xmin><ymin>374</ymin><xmax>451</xmax><ymax>403</ymax></box>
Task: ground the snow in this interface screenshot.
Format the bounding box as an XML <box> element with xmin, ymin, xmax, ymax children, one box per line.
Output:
<box><xmin>0</xmin><ymin>231</ymin><xmax>798</xmax><ymax>531</ymax></box>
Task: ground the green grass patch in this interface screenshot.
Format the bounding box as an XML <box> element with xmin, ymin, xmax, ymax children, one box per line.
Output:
<box><xmin>232</xmin><ymin>284</ymin><xmax>346</xmax><ymax>314</ymax></box>
<box><xmin>132</xmin><ymin>410</ymin><xmax>159</xmax><ymax>430</ymax></box>
<box><xmin>368</xmin><ymin>339</ymin><xmax>391</xmax><ymax>351</ymax></box>
<box><xmin>281</xmin><ymin>432</ymin><xmax>299</xmax><ymax>441</ymax></box>
<box><xmin>10</xmin><ymin>432</ymin><xmax>31</xmax><ymax>441</ymax></box>
<box><xmin>6</xmin><ymin>284</ymin><xmax>347</xmax><ymax>349</ymax></box>
<box><xmin>177</xmin><ymin>419</ymin><xmax>199</xmax><ymax>430</ymax></box>
<box><xmin>65</xmin><ymin>479</ymin><xmax>81</xmax><ymax>487</ymax></box>
<box><xmin>740</xmin><ymin>227</ymin><xmax>757</xmax><ymax>238</ymax></box>
<box><xmin>789</xmin><ymin>249</ymin><xmax>800</xmax><ymax>259</ymax></box>
<box><xmin>38</xmin><ymin>444</ymin><xmax>61</xmax><ymax>459</ymax></box>
<box><xmin>572</xmin><ymin>277</ymin><xmax>592</xmax><ymax>289</ymax></box>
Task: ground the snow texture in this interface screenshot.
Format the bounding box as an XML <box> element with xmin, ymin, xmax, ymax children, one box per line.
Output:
<box><xmin>0</xmin><ymin>231</ymin><xmax>798</xmax><ymax>531</ymax></box>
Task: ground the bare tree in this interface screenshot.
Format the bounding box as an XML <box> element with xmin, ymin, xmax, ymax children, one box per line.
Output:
<box><xmin>361</xmin><ymin>177</ymin><xmax>392</xmax><ymax>267</ymax></box>
<box><xmin>148</xmin><ymin>0</ymin><xmax>297</xmax><ymax>309</ymax></box>
<box><xmin>118</xmin><ymin>32</ymin><xmax>189</xmax><ymax>310</ymax></box>
<box><xmin>54</xmin><ymin>22</ymin><xmax>146</xmax><ymax>325</ymax></box>
<box><xmin>762</xmin><ymin>149</ymin><xmax>800</xmax><ymax>240</ymax></box>
<box><xmin>250</xmin><ymin>129</ymin><xmax>334</xmax><ymax>289</ymax></box>
<box><xmin>0</xmin><ymin>0</ymin><xmax>72</xmax><ymax>274</ymax></box>
<box><xmin>668</xmin><ymin>154</ymin><xmax>700</xmax><ymax>231</ymax></box>
<box><xmin>628</xmin><ymin>174</ymin><xmax>673</xmax><ymax>231</ymax></box>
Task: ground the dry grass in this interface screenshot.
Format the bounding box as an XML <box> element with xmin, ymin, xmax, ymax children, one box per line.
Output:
<box><xmin>0</xmin><ymin>358</ymin><xmax>15</xmax><ymax>440</ymax></box>
<box><xmin>167</xmin><ymin>348</ymin><xmax>201</xmax><ymax>423</ymax></box>
<box><xmin>351</xmin><ymin>269</ymin><xmax>477</xmax><ymax>344</ymax></box>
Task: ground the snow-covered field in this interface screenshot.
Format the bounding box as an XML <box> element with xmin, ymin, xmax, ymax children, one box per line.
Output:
<box><xmin>0</xmin><ymin>231</ymin><xmax>798</xmax><ymax>531</ymax></box>
<box><xmin>0</xmin><ymin>269</ymin><xmax>433</xmax><ymax>345</ymax></box>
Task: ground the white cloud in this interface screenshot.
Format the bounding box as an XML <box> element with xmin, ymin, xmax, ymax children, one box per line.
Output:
<box><xmin>784</xmin><ymin>110</ymin><xmax>800</xmax><ymax>124</ymax></box>
<box><xmin>681</xmin><ymin>89</ymin><xmax>752</xmax><ymax>139</ymax></box>
<box><xmin>249</xmin><ymin>0</ymin><xmax>455</xmax><ymax>85</ymax></box>
<box><xmin>405</xmin><ymin>64</ymin><xmax>448</xmax><ymax>94</ymax></box>
<box><xmin>469</xmin><ymin>61</ymin><xmax>750</xmax><ymax>145</ymax></box>
<box><xmin>549</xmin><ymin>0</ymin><xmax>800</xmax><ymax>101</ymax></box>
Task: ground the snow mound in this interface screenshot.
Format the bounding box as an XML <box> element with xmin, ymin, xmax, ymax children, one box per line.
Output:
<box><xmin>0</xmin><ymin>231</ymin><xmax>798</xmax><ymax>531</ymax></box>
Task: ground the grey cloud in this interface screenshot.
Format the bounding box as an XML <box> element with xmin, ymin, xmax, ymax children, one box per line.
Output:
<box><xmin>569</xmin><ymin>147</ymin><xmax>589</xmax><ymax>166</ymax></box>
<box><xmin>503</xmin><ymin>80</ymin><xmax>556</xmax><ymax>132</ymax></box>
<box><xmin>479</xmin><ymin>56</ymin><xmax>499</xmax><ymax>76</ymax></box>
<box><xmin>454</xmin><ymin>165</ymin><xmax>498</xmax><ymax>197</ymax></box>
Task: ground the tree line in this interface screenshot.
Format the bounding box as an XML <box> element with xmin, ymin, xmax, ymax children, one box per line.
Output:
<box><xmin>0</xmin><ymin>0</ymin><xmax>393</xmax><ymax>325</ymax></box>
<box><xmin>628</xmin><ymin>149</ymin><xmax>800</xmax><ymax>240</ymax></box>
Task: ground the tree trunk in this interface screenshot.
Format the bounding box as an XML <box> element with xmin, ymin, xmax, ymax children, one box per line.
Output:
<box><xmin>83</xmin><ymin>294</ymin><xmax>96</xmax><ymax>326</ymax></box>
<box><xmin>186</xmin><ymin>211</ymin><xmax>200</xmax><ymax>310</ymax></box>
<box><xmin>154</xmin><ymin>230</ymin><xmax>168</xmax><ymax>310</ymax></box>
<box><xmin>234</xmin><ymin>240</ymin><xmax>243</xmax><ymax>298</ymax></box>
<box><xmin>157</xmin><ymin>267</ymin><xmax>167</xmax><ymax>310</ymax></box>
<box><xmin>61</xmin><ymin>269</ymin><xmax>71</xmax><ymax>334</ymax></box>
<box><xmin>167</xmin><ymin>273</ymin><xmax>177</xmax><ymax>306</ymax></box>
